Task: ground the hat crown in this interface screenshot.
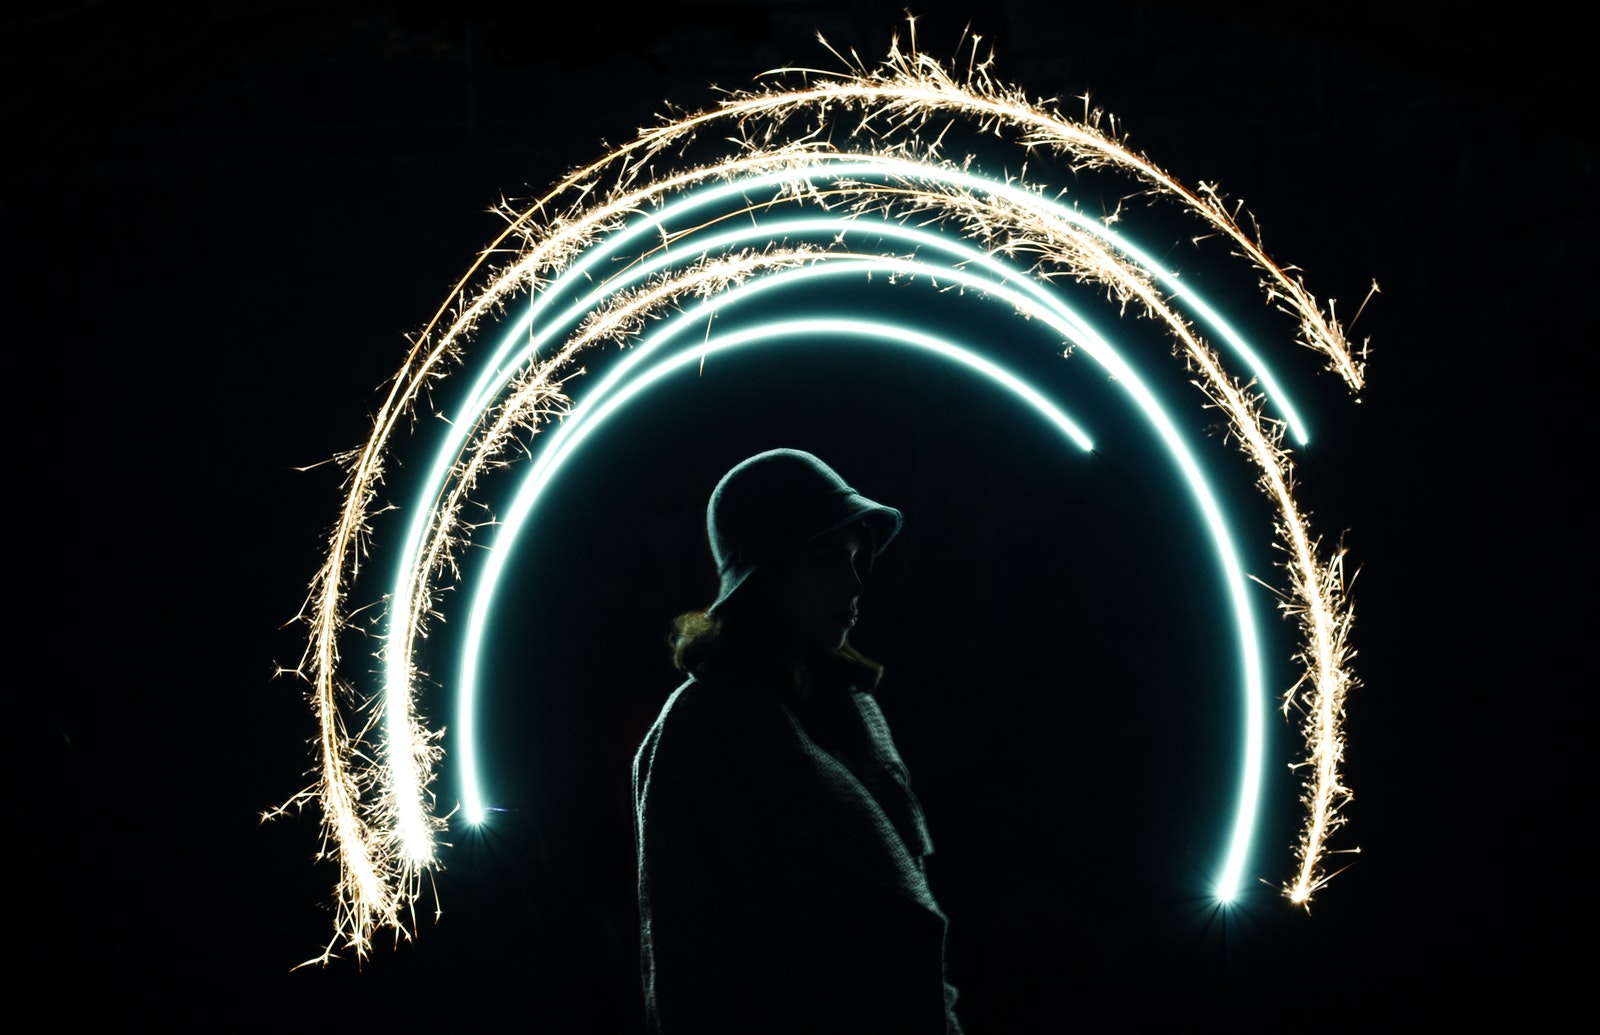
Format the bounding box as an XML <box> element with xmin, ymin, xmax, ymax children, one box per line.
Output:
<box><xmin>705</xmin><ymin>449</ymin><xmax>901</xmax><ymax>612</ymax></box>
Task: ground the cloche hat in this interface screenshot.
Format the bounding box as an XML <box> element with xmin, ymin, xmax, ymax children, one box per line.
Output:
<box><xmin>706</xmin><ymin>449</ymin><xmax>902</xmax><ymax>615</ymax></box>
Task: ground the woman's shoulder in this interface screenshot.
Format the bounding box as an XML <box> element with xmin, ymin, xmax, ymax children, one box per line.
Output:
<box><xmin>644</xmin><ymin>669</ymin><xmax>797</xmax><ymax>756</ymax></box>
<box><xmin>647</xmin><ymin>676</ymin><xmax>706</xmax><ymax>737</ymax></box>
<box><xmin>635</xmin><ymin>674</ymin><xmax>796</xmax><ymax>799</ymax></box>
<box><xmin>662</xmin><ymin>669</ymin><xmax>786</xmax><ymax>724</ymax></box>
<box><xmin>645</xmin><ymin>673</ymin><xmax>746</xmax><ymax>738</ymax></box>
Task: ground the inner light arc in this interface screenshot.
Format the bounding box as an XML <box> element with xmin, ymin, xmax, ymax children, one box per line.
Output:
<box><xmin>455</xmin><ymin>259</ymin><xmax>1263</xmax><ymax>901</ymax></box>
<box><xmin>457</xmin><ymin>316</ymin><xmax>1092</xmax><ymax>829</ymax></box>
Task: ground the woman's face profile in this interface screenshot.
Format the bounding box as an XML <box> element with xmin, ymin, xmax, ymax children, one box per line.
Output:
<box><xmin>763</xmin><ymin>525</ymin><xmax>867</xmax><ymax>656</ymax></box>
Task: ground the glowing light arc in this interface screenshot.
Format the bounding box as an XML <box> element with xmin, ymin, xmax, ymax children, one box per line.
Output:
<box><xmin>280</xmin><ymin>34</ymin><xmax>1363</xmax><ymax>962</ymax></box>
<box><xmin>455</xmin><ymin>258</ymin><xmax>1265</xmax><ymax>902</ymax></box>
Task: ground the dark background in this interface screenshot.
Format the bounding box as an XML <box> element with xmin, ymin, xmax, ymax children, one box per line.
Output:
<box><xmin>10</xmin><ymin>1</ymin><xmax>1589</xmax><ymax>1029</ymax></box>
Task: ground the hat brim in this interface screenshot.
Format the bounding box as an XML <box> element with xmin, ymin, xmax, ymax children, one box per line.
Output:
<box><xmin>708</xmin><ymin>495</ymin><xmax>902</xmax><ymax>615</ymax></box>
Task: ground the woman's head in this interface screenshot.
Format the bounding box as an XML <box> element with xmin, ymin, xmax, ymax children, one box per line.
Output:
<box><xmin>704</xmin><ymin>448</ymin><xmax>900</xmax><ymax>617</ymax></box>
<box><xmin>744</xmin><ymin>521</ymin><xmax>868</xmax><ymax>656</ymax></box>
<box><xmin>670</xmin><ymin>449</ymin><xmax>901</xmax><ymax>675</ymax></box>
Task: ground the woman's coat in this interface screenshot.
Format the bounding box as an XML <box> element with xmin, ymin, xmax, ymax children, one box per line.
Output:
<box><xmin>632</xmin><ymin>660</ymin><xmax>962</xmax><ymax>1033</ymax></box>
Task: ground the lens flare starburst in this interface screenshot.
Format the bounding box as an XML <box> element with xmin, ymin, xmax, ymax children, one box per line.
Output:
<box><xmin>275</xmin><ymin>24</ymin><xmax>1365</xmax><ymax>963</ymax></box>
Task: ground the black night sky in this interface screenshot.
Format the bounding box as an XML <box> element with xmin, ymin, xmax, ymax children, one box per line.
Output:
<box><xmin>12</xmin><ymin>2</ymin><xmax>1590</xmax><ymax>1029</ymax></box>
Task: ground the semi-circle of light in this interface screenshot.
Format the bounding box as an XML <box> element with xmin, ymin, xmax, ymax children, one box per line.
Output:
<box><xmin>283</xmin><ymin>35</ymin><xmax>1362</xmax><ymax>962</ymax></box>
<box><xmin>456</xmin><ymin>259</ymin><xmax>1265</xmax><ymax>909</ymax></box>
<box><xmin>457</xmin><ymin>314</ymin><xmax>1094</xmax><ymax>820</ymax></box>
<box><xmin>393</xmin><ymin>166</ymin><xmax>1301</xmax><ymax>873</ymax></box>
<box><xmin>388</xmin><ymin>165</ymin><xmax>1322</xmax><ymax>886</ymax></box>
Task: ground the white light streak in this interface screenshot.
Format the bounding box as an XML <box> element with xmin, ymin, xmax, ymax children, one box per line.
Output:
<box><xmin>278</xmin><ymin>26</ymin><xmax>1364</xmax><ymax>962</ymax></box>
<box><xmin>462</xmin><ymin>312</ymin><xmax>1098</xmax><ymax>823</ymax></box>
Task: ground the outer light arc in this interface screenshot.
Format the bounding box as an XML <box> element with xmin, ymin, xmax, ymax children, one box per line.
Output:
<box><xmin>387</xmin><ymin>159</ymin><xmax>1305</xmax><ymax>872</ymax></box>
<box><xmin>287</xmin><ymin>45</ymin><xmax>1366</xmax><ymax>963</ymax></box>
<box><xmin>456</xmin><ymin>254</ymin><xmax>1265</xmax><ymax>902</ymax></box>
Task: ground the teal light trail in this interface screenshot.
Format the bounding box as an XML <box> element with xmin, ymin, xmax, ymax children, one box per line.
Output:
<box><xmin>293</xmin><ymin>43</ymin><xmax>1366</xmax><ymax>962</ymax></box>
<box><xmin>453</xmin><ymin>251</ymin><xmax>1265</xmax><ymax>903</ymax></box>
<box><xmin>387</xmin><ymin>162</ymin><xmax>1303</xmax><ymax>882</ymax></box>
<box><xmin>457</xmin><ymin>315</ymin><xmax>1094</xmax><ymax>819</ymax></box>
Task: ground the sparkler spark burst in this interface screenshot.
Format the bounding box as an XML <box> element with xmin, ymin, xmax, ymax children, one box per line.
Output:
<box><xmin>277</xmin><ymin>24</ymin><xmax>1365</xmax><ymax>962</ymax></box>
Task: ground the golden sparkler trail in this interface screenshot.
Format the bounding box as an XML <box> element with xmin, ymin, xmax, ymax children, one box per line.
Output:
<box><xmin>277</xmin><ymin>23</ymin><xmax>1365</xmax><ymax>961</ymax></box>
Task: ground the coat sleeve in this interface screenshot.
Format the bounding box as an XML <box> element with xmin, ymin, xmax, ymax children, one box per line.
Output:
<box><xmin>633</xmin><ymin>684</ymin><xmax>745</xmax><ymax>1034</ymax></box>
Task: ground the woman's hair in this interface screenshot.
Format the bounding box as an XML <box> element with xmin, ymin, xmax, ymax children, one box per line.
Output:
<box><xmin>671</xmin><ymin>519</ymin><xmax>885</xmax><ymax>687</ymax></box>
<box><xmin>669</xmin><ymin>607</ymin><xmax>725</xmax><ymax>674</ymax></box>
<box><xmin>668</xmin><ymin>596</ymin><xmax>883</xmax><ymax>690</ymax></box>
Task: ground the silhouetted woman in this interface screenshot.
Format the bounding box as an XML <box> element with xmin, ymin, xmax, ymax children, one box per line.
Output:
<box><xmin>632</xmin><ymin>448</ymin><xmax>962</xmax><ymax>1034</ymax></box>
